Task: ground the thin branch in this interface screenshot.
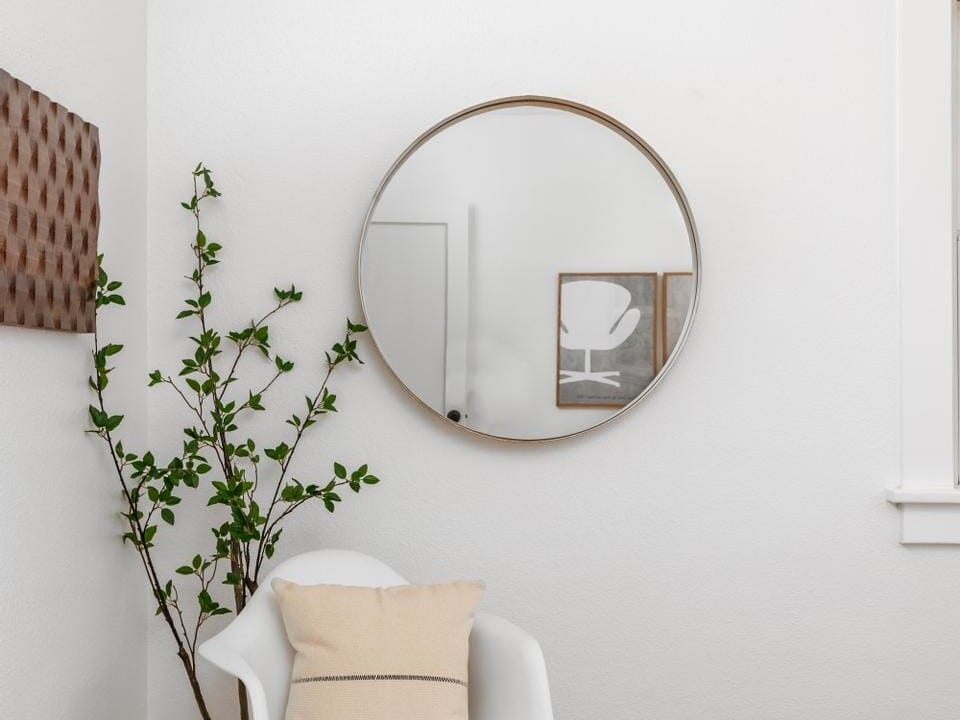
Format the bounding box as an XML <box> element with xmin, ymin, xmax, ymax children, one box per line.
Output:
<box><xmin>251</xmin><ymin>364</ymin><xmax>336</xmax><ymax>578</ymax></box>
<box><xmin>217</xmin><ymin>299</ymin><xmax>291</xmax><ymax>404</ymax></box>
<box><xmin>162</xmin><ymin>377</ymin><xmax>203</xmax><ymax>418</ymax></box>
<box><xmin>91</xmin><ymin>328</ymin><xmax>215</xmax><ymax>720</ymax></box>
<box><xmin>257</xmin><ymin>476</ymin><xmax>355</xmax><ymax>572</ymax></box>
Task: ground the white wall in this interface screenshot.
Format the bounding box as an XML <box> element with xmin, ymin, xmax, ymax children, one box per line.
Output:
<box><xmin>141</xmin><ymin>1</ymin><xmax>960</xmax><ymax>719</ymax></box>
<box><xmin>0</xmin><ymin>2</ymin><xmax>147</xmax><ymax>718</ymax></box>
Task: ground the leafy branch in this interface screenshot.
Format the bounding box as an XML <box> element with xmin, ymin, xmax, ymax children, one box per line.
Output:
<box><xmin>89</xmin><ymin>164</ymin><xmax>379</xmax><ymax>720</ymax></box>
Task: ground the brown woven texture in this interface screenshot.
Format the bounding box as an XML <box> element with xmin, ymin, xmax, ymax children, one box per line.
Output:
<box><xmin>0</xmin><ymin>68</ymin><xmax>100</xmax><ymax>333</ymax></box>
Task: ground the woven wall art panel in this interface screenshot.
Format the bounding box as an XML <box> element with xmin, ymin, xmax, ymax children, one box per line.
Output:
<box><xmin>0</xmin><ymin>68</ymin><xmax>100</xmax><ymax>333</ymax></box>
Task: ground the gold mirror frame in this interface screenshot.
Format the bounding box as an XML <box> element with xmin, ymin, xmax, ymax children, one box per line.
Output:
<box><xmin>358</xmin><ymin>96</ymin><xmax>701</xmax><ymax>442</ymax></box>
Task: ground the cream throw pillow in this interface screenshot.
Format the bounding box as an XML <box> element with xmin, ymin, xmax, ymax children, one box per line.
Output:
<box><xmin>272</xmin><ymin>578</ymin><xmax>484</xmax><ymax>720</ymax></box>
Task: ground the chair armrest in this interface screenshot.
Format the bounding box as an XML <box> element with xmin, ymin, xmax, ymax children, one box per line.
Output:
<box><xmin>199</xmin><ymin>629</ymin><xmax>272</xmax><ymax>720</ymax></box>
<box><xmin>469</xmin><ymin>612</ymin><xmax>554</xmax><ymax>720</ymax></box>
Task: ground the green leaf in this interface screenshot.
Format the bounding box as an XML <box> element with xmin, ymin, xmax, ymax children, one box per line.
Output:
<box><xmin>333</xmin><ymin>462</ymin><xmax>346</xmax><ymax>479</ymax></box>
<box><xmin>88</xmin><ymin>405</ymin><xmax>107</xmax><ymax>428</ymax></box>
<box><xmin>161</xmin><ymin>508</ymin><xmax>175</xmax><ymax>526</ymax></box>
<box><xmin>176</xmin><ymin>565</ymin><xmax>193</xmax><ymax>575</ymax></box>
<box><xmin>362</xmin><ymin>475</ymin><xmax>380</xmax><ymax>485</ymax></box>
<box><xmin>264</xmin><ymin>443</ymin><xmax>290</xmax><ymax>462</ymax></box>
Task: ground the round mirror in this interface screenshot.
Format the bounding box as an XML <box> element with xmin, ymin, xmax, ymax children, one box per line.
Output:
<box><xmin>359</xmin><ymin>97</ymin><xmax>700</xmax><ymax>441</ymax></box>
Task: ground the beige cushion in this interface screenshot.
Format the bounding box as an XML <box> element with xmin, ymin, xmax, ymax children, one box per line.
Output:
<box><xmin>272</xmin><ymin>578</ymin><xmax>484</xmax><ymax>720</ymax></box>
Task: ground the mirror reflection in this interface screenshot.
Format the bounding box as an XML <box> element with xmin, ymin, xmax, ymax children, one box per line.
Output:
<box><xmin>360</xmin><ymin>99</ymin><xmax>698</xmax><ymax>441</ymax></box>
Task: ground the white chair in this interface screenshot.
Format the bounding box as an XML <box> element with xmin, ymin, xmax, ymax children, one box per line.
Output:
<box><xmin>199</xmin><ymin>550</ymin><xmax>554</xmax><ymax>720</ymax></box>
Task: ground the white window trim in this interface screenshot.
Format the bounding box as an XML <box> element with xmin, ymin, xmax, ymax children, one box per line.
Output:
<box><xmin>886</xmin><ymin>0</ymin><xmax>959</xmax><ymax>542</ymax></box>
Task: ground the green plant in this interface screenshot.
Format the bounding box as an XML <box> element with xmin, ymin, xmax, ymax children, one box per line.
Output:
<box><xmin>88</xmin><ymin>164</ymin><xmax>380</xmax><ymax>720</ymax></box>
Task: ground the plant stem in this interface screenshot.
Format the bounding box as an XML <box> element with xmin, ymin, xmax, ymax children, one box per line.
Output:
<box><xmin>179</xmin><ymin>647</ymin><xmax>214</xmax><ymax>720</ymax></box>
<box><xmin>190</xmin><ymin>174</ymin><xmax>251</xmax><ymax>720</ymax></box>
<box><xmin>93</xmin><ymin>329</ymin><xmax>216</xmax><ymax>720</ymax></box>
<box><xmin>93</xmin><ymin>166</ymin><xmax>371</xmax><ymax>720</ymax></box>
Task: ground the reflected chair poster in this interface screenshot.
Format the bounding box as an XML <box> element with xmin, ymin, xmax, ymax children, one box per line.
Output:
<box><xmin>556</xmin><ymin>272</ymin><xmax>657</xmax><ymax>407</ymax></box>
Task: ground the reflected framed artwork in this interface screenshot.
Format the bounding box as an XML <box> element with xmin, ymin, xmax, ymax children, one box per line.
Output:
<box><xmin>556</xmin><ymin>272</ymin><xmax>657</xmax><ymax>407</ymax></box>
<box><xmin>660</xmin><ymin>272</ymin><xmax>694</xmax><ymax>367</ymax></box>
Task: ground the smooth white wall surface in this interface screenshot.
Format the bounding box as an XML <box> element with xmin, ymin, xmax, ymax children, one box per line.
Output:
<box><xmin>0</xmin><ymin>1</ymin><xmax>147</xmax><ymax>718</ymax></box>
<box><xmin>142</xmin><ymin>1</ymin><xmax>960</xmax><ymax>719</ymax></box>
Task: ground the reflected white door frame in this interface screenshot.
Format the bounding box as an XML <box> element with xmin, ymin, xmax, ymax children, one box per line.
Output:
<box><xmin>368</xmin><ymin>197</ymin><xmax>470</xmax><ymax>421</ymax></box>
